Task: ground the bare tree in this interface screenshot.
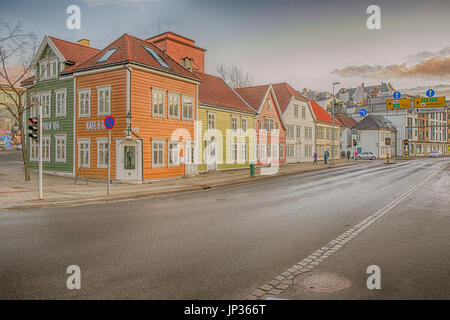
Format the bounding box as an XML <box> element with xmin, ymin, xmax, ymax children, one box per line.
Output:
<box><xmin>0</xmin><ymin>19</ymin><xmax>39</xmax><ymax>181</ymax></box>
<box><xmin>216</xmin><ymin>63</ymin><xmax>254</xmax><ymax>89</ymax></box>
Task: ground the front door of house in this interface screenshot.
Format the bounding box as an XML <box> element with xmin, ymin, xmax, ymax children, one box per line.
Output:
<box><xmin>117</xmin><ymin>139</ymin><xmax>142</xmax><ymax>181</ymax></box>
<box><xmin>205</xmin><ymin>137</ymin><xmax>217</xmax><ymax>171</ymax></box>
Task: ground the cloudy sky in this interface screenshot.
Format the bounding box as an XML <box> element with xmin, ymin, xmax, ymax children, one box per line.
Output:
<box><xmin>2</xmin><ymin>0</ymin><xmax>450</xmax><ymax>93</ymax></box>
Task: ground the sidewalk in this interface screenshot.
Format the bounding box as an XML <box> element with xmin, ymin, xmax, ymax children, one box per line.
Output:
<box><xmin>1</xmin><ymin>157</ymin><xmax>372</xmax><ymax>209</ymax></box>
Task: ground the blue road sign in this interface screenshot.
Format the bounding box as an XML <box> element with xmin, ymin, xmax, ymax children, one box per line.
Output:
<box><xmin>393</xmin><ymin>91</ymin><xmax>401</xmax><ymax>99</ymax></box>
<box><xmin>104</xmin><ymin>116</ymin><xmax>115</xmax><ymax>130</ymax></box>
<box><xmin>360</xmin><ymin>109</ymin><xmax>367</xmax><ymax>117</ymax></box>
<box><xmin>426</xmin><ymin>89</ymin><xmax>435</xmax><ymax>97</ymax></box>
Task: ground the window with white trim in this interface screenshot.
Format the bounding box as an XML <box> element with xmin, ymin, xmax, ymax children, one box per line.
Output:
<box><xmin>30</xmin><ymin>95</ymin><xmax>39</xmax><ymax>118</ymax></box>
<box><xmin>168</xmin><ymin>140</ymin><xmax>180</xmax><ymax>167</ymax></box>
<box><xmin>259</xmin><ymin>144</ymin><xmax>266</xmax><ymax>161</ymax></box>
<box><xmin>296</xmin><ymin>126</ymin><xmax>301</xmax><ymax>140</ymax></box>
<box><xmin>40</xmin><ymin>92</ymin><xmax>51</xmax><ymax>118</ymax></box>
<box><xmin>97</xmin><ymin>86</ymin><xmax>111</xmax><ymax>116</ymax></box>
<box><xmin>182</xmin><ymin>96</ymin><xmax>194</xmax><ymax>120</ymax></box>
<box><xmin>231</xmin><ymin>116</ymin><xmax>238</xmax><ymax>131</ymax></box>
<box><xmin>30</xmin><ymin>139</ymin><xmax>38</xmax><ymax>161</ymax></box>
<box><xmin>152</xmin><ymin>89</ymin><xmax>165</xmax><ymax>118</ymax></box>
<box><xmin>39</xmin><ymin>58</ymin><xmax>58</xmax><ymax>80</ymax></box>
<box><xmin>287</xmin><ymin>125</ymin><xmax>295</xmax><ymax>139</ymax></box>
<box><xmin>42</xmin><ymin>136</ymin><xmax>50</xmax><ymax>162</ymax></box>
<box><xmin>280</xmin><ymin>144</ymin><xmax>285</xmax><ymax>159</ymax></box>
<box><xmin>231</xmin><ymin>142</ymin><xmax>238</xmax><ymax>163</ymax></box>
<box><xmin>294</xmin><ymin>105</ymin><xmax>299</xmax><ymax>118</ymax></box>
<box><xmin>79</xmin><ymin>89</ymin><xmax>91</xmax><ymax>117</ymax></box>
<box><xmin>239</xmin><ymin>141</ymin><xmax>248</xmax><ymax>163</ymax></box>
<box><xmin>168</xmin><ymin>93</ymin><xmax>180</xmax><ymax>119</ymax></box>
<box><xmin>287</xmin><ymin>145</ymin><xmax>295</xmax><ymax>158</ymax></box>
<box><xmin>97</xmin><ymin>138</ymin><xmax>109</xmax><ymax>169</ymax></box>
<box><xmin>78</xmin><ymin>139</ymin><xmax>90</xmax><ymax>168</ymax></box>
<box><xmin>207</xmin><ymin>112</ymin><xmax>216</xmax><ymax>130</ymax></box>
<box><xmin>305</xmin><ymin>145</ymin><xmax>312</xmax><ymax>157</ymax></box>
<box><xmin>241</xmin><ymin>118</ymin><xmax>247</xmax><ymax>132</ymax></box>
<box><xmin>264</xmin><ymin>117</ymin><xmax>275</xmax><ymax>133</ymax></box>
<box><xmin>302</xmin><ymin>106</ymin><xmax>306</xmax><ymax>119</ymax></box>
<box><xmin>152</xmin><ymin>139</ymin><xmax>165</xmax><ymax>168</ymax></box>
<box><xmin>55</xmin><ymin>89</ymin><xmax>66</xmax><ymax>117</ymax></box>
<box><xmin>55</xmin><ymin>135</ymin><xmax>66</xmax><ymax>163</ymax></box>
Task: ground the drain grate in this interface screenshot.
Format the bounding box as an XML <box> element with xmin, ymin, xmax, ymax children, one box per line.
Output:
<box><xmin>294</xmin><ymin>272</ymin><xmax>351</xmax><ymax>293</ymax></box>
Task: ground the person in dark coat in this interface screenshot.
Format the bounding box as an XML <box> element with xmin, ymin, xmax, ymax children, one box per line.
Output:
<box><xmin>324</xmin><ymin>150</ymin><xmax>329</xmax><ymax>165</ymax></box>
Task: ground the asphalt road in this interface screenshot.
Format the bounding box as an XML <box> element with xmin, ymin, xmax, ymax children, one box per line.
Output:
<box><xmin>0</xmin><ymin>157</ymin><xmax>448</xmax><ymax>299</ymax></box>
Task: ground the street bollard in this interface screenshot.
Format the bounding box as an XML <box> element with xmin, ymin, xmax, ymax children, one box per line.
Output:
<box><xmin>250</xmin><ymin>162</ymin><xmax>255</xmax><ymax>177</ymax></box>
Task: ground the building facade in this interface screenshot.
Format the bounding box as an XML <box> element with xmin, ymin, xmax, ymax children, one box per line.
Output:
<box><xmin>195</xmin><ymin>72</ymin><xmax>256</xmax><ymax>172</ymax></box>
<box><xmin>309</xmin><ymin>99</ymin><xmax>341</xmax><ymax>160</ymax></box>
<box><xmin>273</xmin><ymin>82</ymin><xmax>316</xmax><ymax>163</ymax></box>
<box><xmin>73</xmin><ymin>33</ymin><xmax>200</xmax><ymax>182</ymax></box>
<box><xmin>235</xmin><ymin>85</ymin><xmax>286</xmax><ymax>166</ymax></box>
<box><xmin>23</xmin><ymin>36</ymin><xmax>99</xmax><ymax>174</ymax></box>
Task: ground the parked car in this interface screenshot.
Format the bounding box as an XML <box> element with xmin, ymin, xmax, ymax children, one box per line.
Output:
<box><xmin>356</xmin><ymin>152</ymin><xmax>377</xmax><ymax>160</ymax></box>
<box><xmin>430</xmin><ymin>151</ymin><xmax>441</xmax><ymax>158</ymax></box>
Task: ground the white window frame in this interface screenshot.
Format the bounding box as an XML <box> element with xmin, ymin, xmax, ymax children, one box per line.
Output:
<box><xmin>231</xmin><ymin>141</ymin><xmax>238</xmax><ymax>163</ymax></box>
<box><xmin>42</xmin><ymin>135</ymin><xmax>51</xmax><ymax>162</ymax></box>
<box><xmin>55</xmin><ymin>88</ymin><xmax>67</xmax><ymax>117</ymax></box>
<box><xmin>40</xmin><ymin>92</ymin><xmax>51</xmax><ymax>118</ymax></box>
<box><xmin>78</xmin><ymin>138</ymin><xmax>91</xmax><ymax>168</ymax></box>
<box><xmin>152</xmin><ymin>138</ymin><xmax>165</xmax><ymax>168</ymax></box>
<box><xmin>30</xmin><ymin>138</ymin><xmax>38</xmax><ymax>161</ymax></box>
<box><xmin>96</xmin><ymin>138</ymin><xmax>109</xmax><ymax>169</ymax></box>
<box><xmin>182</xmin><ymin>95</ymin><xmax>194</xmax><ymax>121</ymax></box>
<box><xmin>280</xmin><ymin>144</ymin><xmax>285</xmax><ymax>159</ymax></box>
<box><xmin>294</xmin><ymin>105</ymin><xmax>299</xmax><ymax>118</ymax></box>
<box><xmin>152</xmin><ymin>88</ymin><xmax>165</xmax><ymax>118</ymax></box>
<box><xmin>78</xmin><ymin>89</ymin><xmax>91</xmax><ymax>118</ymax></box>
<box><xmin>30</xmin><ymin>94</ymin><xmax>39</xmax><ymax>118</ymax></box>
<box><xmin>55</xmin><ymin>134</ymin><xmax>67</xmax><ymax>163</ymax></box>
<box><xmin>241</xmin><ymin>118</ymin><xmax>247</xmax><ymax>132</ymax></box>
<box><xmin>168</xmin><ymin>92</ymin><xmax>180</xmax><ymax>120</ymax></box>
<box><xmin>207</xmin><ymin>112</ymin><xmax>216</xmax><ymax>130</ymax></box>
<box><xmin>231</xmin><ymin>116</ymin><xmax>238</xmax><ymax>132</ymax></box>
<box><xmin>39</xmin><ymin>58</ymin><xmax>58</xmax><ymax>80</ymax></box>
<box><xmin>168</xmin><ymin>140</ymin><xmax>180</xmax><ymax>167</ymax></box>
<box><xmin>97</xmin><ymin>85</ymin><xmax>111</xmax><ymax>116</ymax></box>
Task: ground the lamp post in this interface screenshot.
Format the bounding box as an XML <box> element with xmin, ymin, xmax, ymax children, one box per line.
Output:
<box><xmin>331</xmin><ymin>81</ymin><xmax>340</xmax><ymax>164</ymax></box>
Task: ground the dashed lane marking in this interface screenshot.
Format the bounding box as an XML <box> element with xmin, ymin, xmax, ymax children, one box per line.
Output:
<box><xmin>244</xmin><ymin>161</ymin><xmax>448</xmax><ymax>300</ymax></box>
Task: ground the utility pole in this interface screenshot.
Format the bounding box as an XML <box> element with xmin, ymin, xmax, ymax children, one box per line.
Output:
<box><xmin>331</xmin><ymin>82</ymin><xmax>340</xmax><ymax>165</ymax></box>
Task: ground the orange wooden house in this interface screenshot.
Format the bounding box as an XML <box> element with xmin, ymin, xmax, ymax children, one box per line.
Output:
<box><xmin>73</xmin><ymin>33</ymin><xmax>201</xmax><ymax>182</ymax></box>
<box><xmin>235</xmin><ymin>85</ymin><xmax>286</xmax><ymax>166</ymax></box>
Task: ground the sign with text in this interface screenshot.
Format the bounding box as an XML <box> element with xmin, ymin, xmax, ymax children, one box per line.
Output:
<box><xmin>386</xmin><ymin>98</ymin><xmax>411</xmax><ymax>109</ymax></box>
<box><xmin>414</xmin><ymin>96</ymin><xmax>446</xmax><ymax>108</ymax></box>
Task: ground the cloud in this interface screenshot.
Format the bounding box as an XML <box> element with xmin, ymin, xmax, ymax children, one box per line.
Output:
<box><xmin>332</xmin><ymin>56</ymin><xmax>450</xmax><ymax>79</ymax></box>
<box><xmin>83</xmin><ymin>0</ymin><xmax>159</xmax><ymax>6</ymax></box>
<box><xmin>406</xmin><ymin>46</ymin><xmax>450</xmax><ymax>63</ymax></box>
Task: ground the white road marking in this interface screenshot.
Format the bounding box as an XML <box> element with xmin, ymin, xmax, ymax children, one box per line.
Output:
<box><xmin>245</xmin><ymin>161</ymin><xmax>448</xmax><ymax>300</ymax></box>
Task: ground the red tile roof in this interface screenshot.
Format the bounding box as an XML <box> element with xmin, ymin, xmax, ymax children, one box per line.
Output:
<box><xmin>73</xmin><ymin>33</ymin><xmax>200</xmax><ymax>81</ymax></box>
<box><xmin>48</xmin><ymin>36</ymin><xmax>100</xmax><ymax>73</ymax></box>
<box><xmin>234</xmin><ymin>85</ymin><xmax>270</xmax><ymax>111</ymax></box>
<box><xmin>271</xmin><ymin>82</ymin><xmax>308</xmax><ymax>113</ymax></box>
<box><xmin>309</xmin><ymin>99</ymin><xmax>340</xmax><ymax>125</ymax></box>
<box><xmin>195</xmin><ymin>72</ymin><xmax>256</xmax><ymax>113</ymax></box>
<box><xmin>334</xmin><ymin>113</ymin><xmax>357</xmax><ymax>128</ymax></box>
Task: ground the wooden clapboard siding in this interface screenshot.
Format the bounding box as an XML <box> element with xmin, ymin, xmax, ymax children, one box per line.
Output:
<box><xmin>256</xmin><ymin>91</ymin><xmax>286</xmax><ymax>165</ymax></box>
<box><xmin>198</xmin><ymin>105</ymin><xmax>255</xmax><ymax>171</ymax></box>
<box><xmin>130</xmin><ymin>67</ymin><xmax>197</xmax><ymax>180</ymax></box>
<box><xmin>75</xmin><ymin>68</ymin><xmax>127</xmax><ymax>179</ymax></box>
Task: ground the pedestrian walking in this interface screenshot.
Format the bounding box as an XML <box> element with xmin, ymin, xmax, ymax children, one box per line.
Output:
<box><xmin>324</xmin><ymin>150</ymin><xmax>329</xmax><ymax>165</ymax></box>
<box><xmin>313</xmin><ymin>151</ymin><xmax>318</xmax><ymax>164</ymax></box>
<box><xmin>347</xmin><ymin>150</ymin><xmax>350</xmax><ymax>162</ymax></box>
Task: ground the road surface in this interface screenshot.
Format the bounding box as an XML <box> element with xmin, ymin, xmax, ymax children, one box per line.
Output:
<box><xmin>0</xmin><ymin>157</ymin><xmax>448</xmax><ymax>299</ymax></box>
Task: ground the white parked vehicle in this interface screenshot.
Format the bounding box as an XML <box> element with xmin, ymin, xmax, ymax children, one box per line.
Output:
<box><xmin>430</xmin><ymin>151</ymin><xmax>441</xmax><ymax>158</ymax></box>
<box><xmin>356</xmin><ymin>152</ymin><xmax>377</xmax><ymax>160</ymax></box>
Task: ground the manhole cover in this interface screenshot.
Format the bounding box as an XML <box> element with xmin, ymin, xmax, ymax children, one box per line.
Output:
<box><xmin>294</xmin><ymin>272</ymin><xmax>351</xmax><ymax>292</ymax></box>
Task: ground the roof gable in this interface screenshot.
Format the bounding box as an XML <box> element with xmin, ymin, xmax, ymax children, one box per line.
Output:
<box><xmin>234</xmin><ymin>85</ymin><xmax>271</xmax><ymax>112</ymax></box>
<box><xmin>73</xmin><ymin>33</ymin><xmax>200</xmax><ymax>81</ymax></box>
<box><xmin>271</xmin><ymin>82</ymin><xmax>308</xmax><ymax>113</ymax></box>
<box><xmin>309</xmin><ymin>99</ymin><xmax>340</xmax><ymax>125</ymax></box>
<box><xmin>352</xmin><ymin>115</ymin><xmax>393</xmax><ymax>131</ymax></box>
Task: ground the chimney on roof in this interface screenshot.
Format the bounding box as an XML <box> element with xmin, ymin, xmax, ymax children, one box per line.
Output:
<box><xmin>181</xmin><ymin>57</ymin><xmax>194</xmax><ymax>72</ymax></box>
<box><xmin>77</xmin><ymin>39</ymin><xmax>90</xmax><ymax>47</ymax></box>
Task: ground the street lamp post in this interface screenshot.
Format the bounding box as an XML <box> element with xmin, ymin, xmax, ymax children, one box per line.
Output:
<box><xmin>331</xmin><ymin>82</ymin><xmax>340</xmax><ymax>165</ymax></box>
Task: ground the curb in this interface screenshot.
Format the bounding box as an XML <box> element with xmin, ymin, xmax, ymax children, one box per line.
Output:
<box><xmin>8</xmin><ymin>161</ymin><xmax>367</xmax><ymax>210</ymax></box>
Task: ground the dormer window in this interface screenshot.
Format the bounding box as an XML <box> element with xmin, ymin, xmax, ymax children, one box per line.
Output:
<box><xmin>39</xmin><ymin>58</ymin><xmax>58</xmax><ymax>80</ymax></box>
<box><xmin>143</xmin><ymin>46</ymin><xmax>171</xmax><ymax>69</ymax></box>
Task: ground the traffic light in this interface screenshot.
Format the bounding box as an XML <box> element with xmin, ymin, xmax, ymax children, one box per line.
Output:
<box><xmin>353</xmin><ymin>139</ymin><xmax>357</xmax><ymax>146</ymax></box>
<box><xmin>402</xmin><ymin>139</ymin><xmax>409</xmax><ymax>146</ymax></box>
<box><xmin>28</xmin><ymin>117</ymin><xmax>39</xmax><ymax>141</ymax></box>
<box><xmin>385</xmin><ymin>137</ymin><xmax>391</xmax><ymax>145</ymax></box>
